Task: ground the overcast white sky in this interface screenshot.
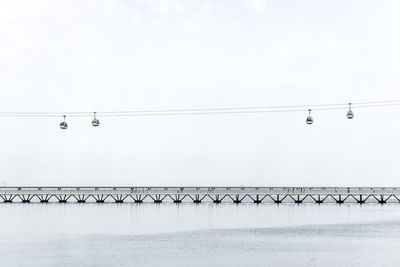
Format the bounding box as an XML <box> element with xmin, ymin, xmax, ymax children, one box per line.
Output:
<box><xmin>0</xmin><ymin>0</ymin><xmax>400</xmax><ymax>186</ymax></box>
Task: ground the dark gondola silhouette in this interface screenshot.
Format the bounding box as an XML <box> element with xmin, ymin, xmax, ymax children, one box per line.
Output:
<box><xmin>60</xmin><ymin>115</ymin><xmax>68</xmax><ymax>129</ymax></box>
<box><xmin>306</xmin><ymin>109</ymin><xmax>313</xmax><ymax>125</ymax></box>
<box><xmin>91</xmin><ymin>112</ymin><xmax>100</xmax><ymax>127</ymax></box>
<box><xmin>347</xmin><ymin>103</ymin><xmax>354</xmax><ymax>119</ymax></box>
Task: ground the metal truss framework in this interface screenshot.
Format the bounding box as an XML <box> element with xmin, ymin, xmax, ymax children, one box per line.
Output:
<box><xmin>1</xmin><ymin>187</ymin><xmax>400</xmax><ymax>204</ymax></box>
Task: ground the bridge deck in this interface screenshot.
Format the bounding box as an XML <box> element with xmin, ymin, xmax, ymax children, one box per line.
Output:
<box><xmin>0</xmin><ymin>187</ymin><xmax>399</xmax><ymax>204</ymax></box>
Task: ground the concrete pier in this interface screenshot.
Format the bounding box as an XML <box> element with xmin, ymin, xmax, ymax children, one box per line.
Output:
<box><xmin>0</xmin><ymin>187</ymin><xmax>399</xmax><ymax>204</ymax></box>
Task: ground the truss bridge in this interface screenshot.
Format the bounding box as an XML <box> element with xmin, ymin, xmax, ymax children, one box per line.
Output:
<box><xmin>1</xmin><ymin>187</ymin><xmax>400</xmax><ymax>204</ymax></box>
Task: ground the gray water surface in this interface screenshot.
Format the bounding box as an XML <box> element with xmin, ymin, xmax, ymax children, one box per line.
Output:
<box><xmin>0</xmin><ymin>204</ymin><xmax>399</xmax><ymax>266</ymax></box>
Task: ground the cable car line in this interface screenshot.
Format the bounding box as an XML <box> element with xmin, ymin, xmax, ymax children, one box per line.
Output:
<box><xmin>0</xmin><ymin>101</ymin><xmax>399</xmax><ymax>117</ymax></box>
<box><xmin>0</xmin><ymin>100</ymin><xmax>400</xmax><ymax>117</ymax></box>
<box><xmin>0</xmin><ymin>99</ymin><xmax>399</xmax><ymax>128</ymax></box>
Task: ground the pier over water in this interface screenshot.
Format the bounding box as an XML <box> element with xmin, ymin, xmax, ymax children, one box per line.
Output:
<box><xmin>0</xmin><ymin>187</ymin><xmax>400</xmax><ymax>204</ymax></box>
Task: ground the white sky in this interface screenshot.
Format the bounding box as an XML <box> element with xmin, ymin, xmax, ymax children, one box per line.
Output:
<box><xmin>0</xmin><ymin>0</ymin><xmax>400</xmax><ymax>186</ymax></box>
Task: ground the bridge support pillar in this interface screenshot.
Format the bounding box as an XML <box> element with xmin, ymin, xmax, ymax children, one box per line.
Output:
<box><xmin>233</xmin><ymin>195</ymin><xmax>241</xmax><ymax>204</ymax></box>
<box><xmin>378</xmin><ymin>195</ymin><xmax>386</xmax><ymax>204</ymax></box>
<box><xmin>336</xmin><ymin>195</ymin><xmax>344</xmax><ymax>204</ymax></box>
<box><xmin>294</xmin><ymin>195</ymin><xmax>302</xmax><ymax>203</ymax></box>
<box><xmin>357</xmin><ymin>195</ymin><xmax>365</xmax><ymax>204</ymax></box>
<box><xmin>254</xmin><ymin>195</ymin><xmax>261</xmax><ymax>204</ymax></box>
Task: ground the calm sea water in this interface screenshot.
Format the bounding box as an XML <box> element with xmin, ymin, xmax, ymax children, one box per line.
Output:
<box><xmin>0</xmin><ymin>203</ymin><xmax>399</xmax><ymax>266</ymax></box>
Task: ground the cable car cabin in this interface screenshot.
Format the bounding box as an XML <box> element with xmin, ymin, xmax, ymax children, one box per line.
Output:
<box><xmin>60</xmin><ymin>115</ymin><xmax>68</xmax><ymax>129</ymax></box>
<box><xmin>60</xmin><ymin>121</ymin><xmax>68</xmax><ymax>129</ymax></box>
<box><xmin>91</xmin><ymin>118</ymin><xmax>100</xmax><ymax>127</ymax></box>
<box><xmin>91</xmin><ymin>112</ymin><xmax>100</xmax><ymax>126</ymax></box>
<box><xmin>347</xmin><ymin>110</ymin><xmax>354</xmax><ymax>119</ymax></box>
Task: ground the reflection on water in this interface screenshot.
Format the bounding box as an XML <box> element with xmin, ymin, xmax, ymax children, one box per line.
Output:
<box><xmin>0</xmin><ymin>204</ymin><xmax>399</xmax><ymax>266</ymax></box>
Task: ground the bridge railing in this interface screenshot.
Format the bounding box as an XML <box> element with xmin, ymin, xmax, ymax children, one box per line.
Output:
<box><xmin>1</xmin><ymin>187</ymin><xmax>400</xmax><ymax>195</ymax></box>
